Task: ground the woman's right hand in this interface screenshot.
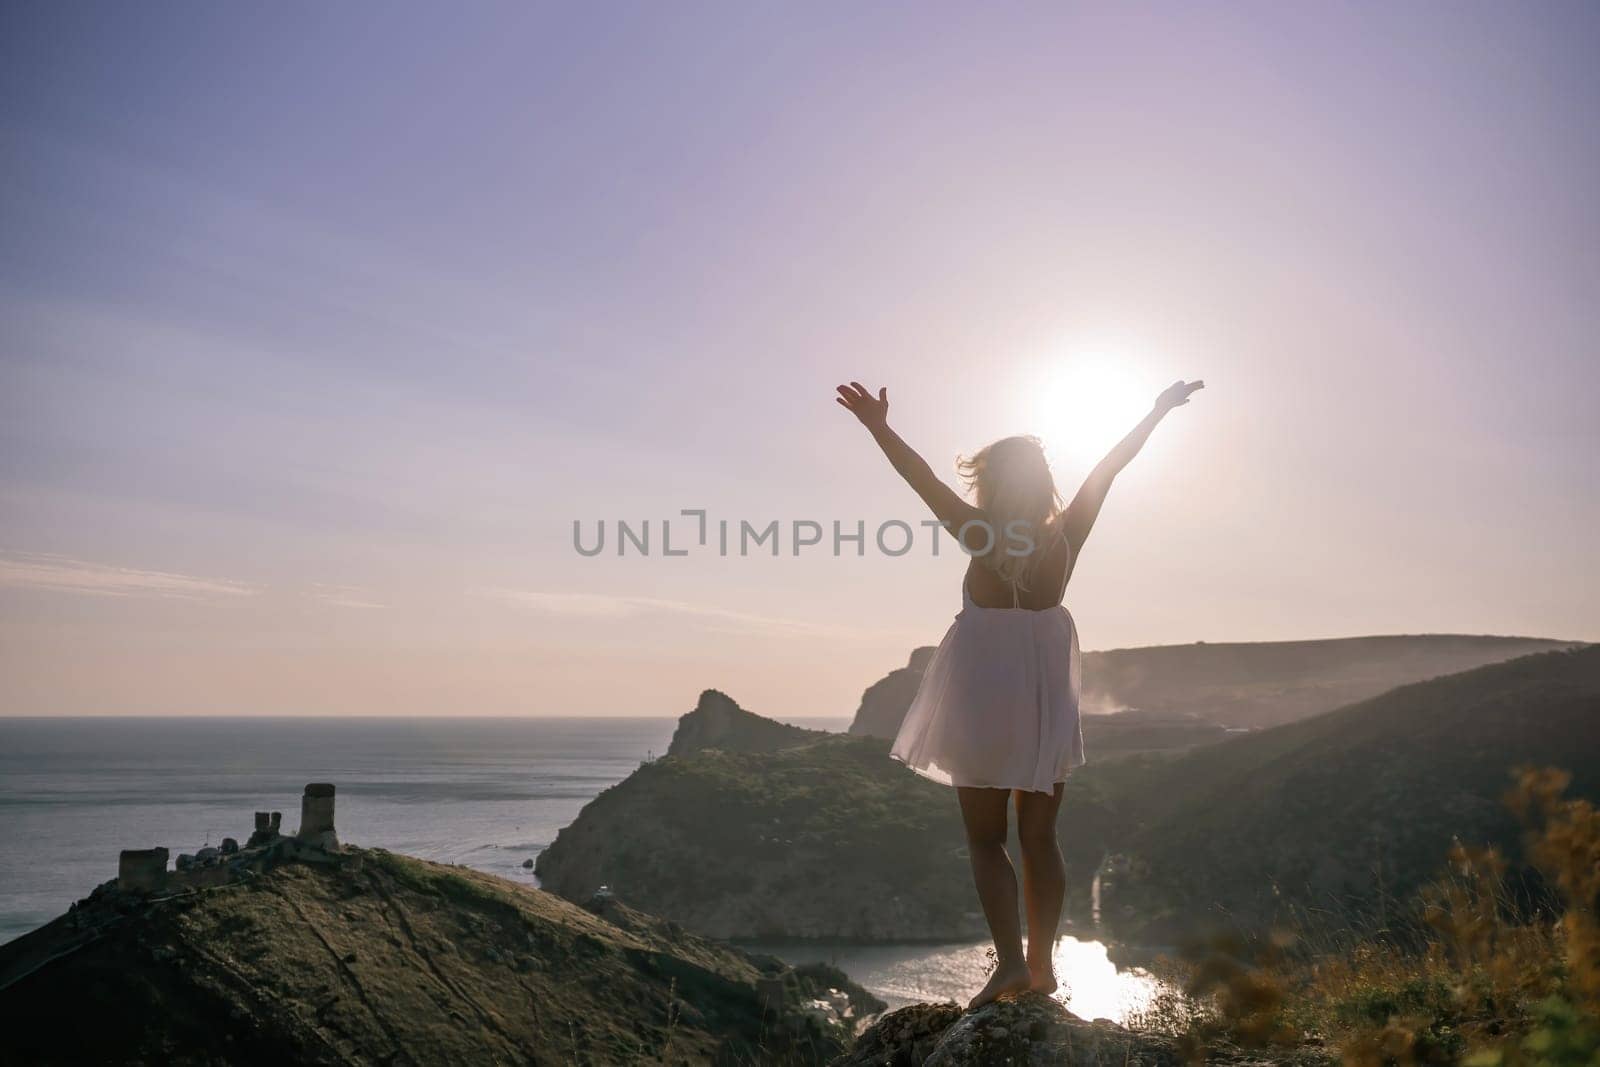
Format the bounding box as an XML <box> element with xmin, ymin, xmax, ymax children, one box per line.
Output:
<box><xmin>835</xmin><ymin>382</ymin><xmax>890</xmax><ymax>429</ymax></box>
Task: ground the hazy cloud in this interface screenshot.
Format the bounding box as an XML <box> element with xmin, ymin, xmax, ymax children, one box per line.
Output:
<box><xmin>308</xmin><ymin>583</ymin><xmax>386</xmax><ymax>610</ymax></box>
<box><xmin>0</xmin><ymin>551</ymin><xmax>258</xmax><ymax>600</ymax></box>
<box><xmin>476</xmin><ymin>588</ymin><xmax>860</xmax><ymax>638</ymax></box>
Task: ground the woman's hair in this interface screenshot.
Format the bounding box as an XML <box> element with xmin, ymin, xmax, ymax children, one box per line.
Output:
<box><xmin>956</xmin><ymin>435</ymin><xmax>1062</xmax><ymax>587</ymax></box>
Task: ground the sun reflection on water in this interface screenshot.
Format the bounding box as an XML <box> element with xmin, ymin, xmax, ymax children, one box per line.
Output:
<box><xmin>1048</xmin><ymin>935</ymin><xmax>1162</xmax><ymax>1023</ymax></box>
<box><xmin>746</xmin><ymin>934</ymin><xmax>1169</xmax><ymax>1026</ymax></box>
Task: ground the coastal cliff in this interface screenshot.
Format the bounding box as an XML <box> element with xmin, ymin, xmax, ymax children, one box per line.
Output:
<box><xmin>536</xmin><ymin>728</ymin><xmax>984</xmax><ymax>941</ymax></box>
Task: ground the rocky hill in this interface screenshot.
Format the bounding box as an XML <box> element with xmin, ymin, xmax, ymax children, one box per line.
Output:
<box><xmin>668</xmin><ymin>688</ymin><xmax>829</xmax><ymax>756</ymax></box>
<box><xmin>536</xmin><ymin>733</ymin><xmax>983</xmax><ymax>941</ymax></box>
<box><xmin>0</xmin><ymin>802</ymin><xmax>881</xmax><ymax>1065</ymax></box>
<box><xmin>848</xmin><ymin>633</ymin><xmax>1581</xmax><ymax>738</ymax></box>
<box><xmin>532</xmin><ymin>690</ymin><xmax>1227</xmax><ymax>944</ymax></box>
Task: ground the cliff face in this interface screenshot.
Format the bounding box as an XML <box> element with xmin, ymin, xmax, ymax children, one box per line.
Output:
<box><xmin>846</xmin><ymin>647</ymin><xmax>935</xmax><ymax>739</ymax></box>
<box><xmin>0</xmin><ymin>844</ymin><xmax>875</xmax><ymax>1065</ymax></box>
<box><xmin>846</xmin><ymin>634</ymin><xmax>1582</xmax><ymax>738</ymax></box>
<box><xmin>667</xmin><ymin>689</ymin><xmax>830</xmax><ymax>757</ymax></box>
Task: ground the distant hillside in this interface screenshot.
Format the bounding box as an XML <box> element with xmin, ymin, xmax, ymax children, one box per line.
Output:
<box><xmin>848</xmin><ymin>634</ymin><xmax>1581</xmax><ymax>737</ymax></box>
<box><xmin>668</xmin><ymin>688</ymin><xmax>828</xmax><ymax>756</ymax></box>
<box><xmin>540</xmin><ymin>648</ymin><xmax>1600</xmax><ymax>946</ymax></box>
<box><xmin>1084</xmin><ymin>646</ymin><xmax>1600</xmax><ymax>942</ymax></box>
<box><xmin>1083</xmin><ymin>634</ymin><xmax>1582</xmax><ymax>728</ymax></box>
<box><xmin>0</xmin><ymin>843</ymin><xmax>877</xmax><ymax>1064</ymax></box>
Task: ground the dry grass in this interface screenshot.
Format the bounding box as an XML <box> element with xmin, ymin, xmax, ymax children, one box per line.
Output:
<box><xmin>1129</xmin><ymin>767</ymin><xmax>1600</xmax><ymax>1066</ymax></box>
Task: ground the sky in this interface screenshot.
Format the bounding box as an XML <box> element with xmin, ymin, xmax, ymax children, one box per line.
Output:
<box><xmin>1</xmin><ymin>2</ymin><xmax>1597</xmax><ymax>718</ymax></box>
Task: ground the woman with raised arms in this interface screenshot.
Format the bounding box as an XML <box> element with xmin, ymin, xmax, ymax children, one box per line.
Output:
<box><xmin>834</xmin><ymin>376</ymin><xmax>1203</xmax><ymax>1008</ymax></box>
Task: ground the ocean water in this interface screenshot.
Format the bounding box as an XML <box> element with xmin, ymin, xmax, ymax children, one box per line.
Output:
<box><xmin>0</xmin><ymin>716</ymin><xmax>1165</xmax><ymax>1022</ymax></box>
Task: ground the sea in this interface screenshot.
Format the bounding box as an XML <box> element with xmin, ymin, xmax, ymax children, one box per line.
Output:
<box><xmin>0</xmin><ymin>716</ymin><xmax>1165</xmax><ymax>1022</ymax></box>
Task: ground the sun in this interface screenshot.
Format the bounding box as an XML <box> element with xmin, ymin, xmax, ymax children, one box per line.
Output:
<box><xmin>1029</xmin><ymin>355</ymin><xmax>1152</xmax><ymax>466</ymax></box>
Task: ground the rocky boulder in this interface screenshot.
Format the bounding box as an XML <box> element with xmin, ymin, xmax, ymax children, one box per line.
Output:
<box><xmin>832</xmin><ymin>994</ymin><xmax>1329</xmax><ymax>1066</ymax></box>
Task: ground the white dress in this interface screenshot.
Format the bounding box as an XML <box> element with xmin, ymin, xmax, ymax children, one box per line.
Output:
<box><xmin>890</xmin><ymin>542</ymin><xmax>1084</xmax><ymax>794</ymax></box>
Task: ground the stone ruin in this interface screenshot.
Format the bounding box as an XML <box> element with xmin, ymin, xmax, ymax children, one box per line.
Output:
<box><xmin>246</xmin><ymin>810</ymin><xmax>283</xmax><ymax>849</ymax></box>
<box><xmin>115</xmin><ymin>783</ymin><xmax>340</xmax><ymax>895</ymax></box>
<box><xmin>117</xmin><ymin>847</ymin><xmax>169</xmax><ymax>893</ymax></box>
<box><xmin>298</xmin><ymin>782</ymin><xmax>338</xmax><ymax>850</ymax></box>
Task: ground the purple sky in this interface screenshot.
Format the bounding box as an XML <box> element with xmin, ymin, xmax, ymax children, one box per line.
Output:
<box><xmin>2</xmin><ymin>2</ymin><xmax>1596</xmax><ymax>717</ymax></box>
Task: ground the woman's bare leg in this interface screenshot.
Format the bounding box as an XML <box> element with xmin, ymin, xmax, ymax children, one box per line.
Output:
<box><xmin>1015</xmin><ymin>782</ymin><xmax>1067</xmax><ymax>994</ymax></box>
<box><xmin>957</xmin><ymin>786</ymin><xmax>1031</xmax><ymax>1008</ymax></box>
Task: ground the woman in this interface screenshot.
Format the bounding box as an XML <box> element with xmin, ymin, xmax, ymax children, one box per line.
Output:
<box><xmin>834</xmin><ymin>376</ymin><xmax>1203</xmax><ymax>1009</ymax></box>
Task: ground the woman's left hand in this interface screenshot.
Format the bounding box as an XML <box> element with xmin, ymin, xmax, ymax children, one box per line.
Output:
<box><xmin>1155</xmin><ymin>379</ymin><xmax>1204</xmax><ymax>411</ymax></box>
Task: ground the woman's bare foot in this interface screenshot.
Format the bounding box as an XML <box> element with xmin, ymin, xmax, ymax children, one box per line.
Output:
<box><xmin>968</xmin><ymin>960</ymin><xmax>1032</xmax><ymax>1010</ymax></box>
<box><xmin>1027</xmin><ymin>961</ymin><xmax>1058</xmax><ymax>996</ymax></box>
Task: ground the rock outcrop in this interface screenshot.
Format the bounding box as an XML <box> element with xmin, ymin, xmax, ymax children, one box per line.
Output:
<box><xmin>831</xmin><ymin>994</ymin><xmax>1331</xmax><ymax>1066</ymax></box>
<box><xmin>667</xmin><ymin>688</ymin><xmax>830</xmax><ymax>757</ymax></box>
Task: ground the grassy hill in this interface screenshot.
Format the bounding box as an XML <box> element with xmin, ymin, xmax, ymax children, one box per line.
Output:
<box><xmin>0</xmin><ymin>845</ymin><xmax>878</xmax><ymax>1065</ymax></box>
<box><xmin>1080</xmin><ymin>646</ymin><xmax>1600</xmax><ymax>942</ymax></box>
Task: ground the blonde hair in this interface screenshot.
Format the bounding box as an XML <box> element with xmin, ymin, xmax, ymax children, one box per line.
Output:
<box><xmin>956</xmin><ymin>435</ymin><xmax>1062</xmax><ymax>587</ymax></box>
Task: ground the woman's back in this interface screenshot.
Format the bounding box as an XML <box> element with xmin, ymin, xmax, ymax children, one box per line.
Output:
<box><xmin>962</xmin><ymin>519</ymin><xmax>1074</xmax><ymax>611</ymax></box>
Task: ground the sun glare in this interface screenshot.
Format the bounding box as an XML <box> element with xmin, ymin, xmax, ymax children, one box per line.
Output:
<box><xmin>1029</xmin><ymin>355</ymin><xmax>1152</xmax><ymax>466</ymax></box>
